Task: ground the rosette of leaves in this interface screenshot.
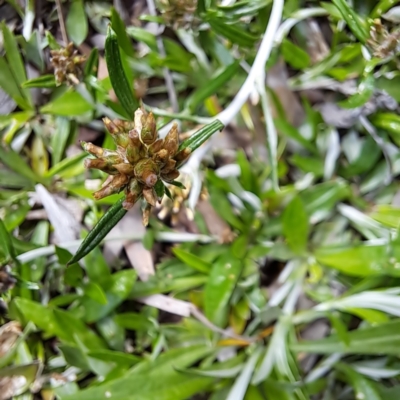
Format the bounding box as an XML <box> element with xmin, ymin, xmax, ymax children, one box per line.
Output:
<box><xmin>68</xmin><ymin>27</ymin><xmax>224</xmax><ymax>265</ymax></box>
<box><xmin>82</xmin><ymin>107</ymin><xmax>191</xmax><ymax>225</ymax></box>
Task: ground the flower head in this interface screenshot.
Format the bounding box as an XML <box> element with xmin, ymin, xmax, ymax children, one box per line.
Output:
<box><xmin>157</xmin><ymin>0</ymin><xmax>198</xmax><ymax>30</ymax></box>
<box><xmin>367</xmin><ymin>19</ymin><xmax>400</xmax><ymax>59</ymax></box>
<box><xmin>82</xmin><ymin>107</ymin><xmax>191</xmax><ymax>225</ymax></box>
<box><xmin>50</xmin><ymin>42</ymin><xmax>86</xmax><ymax>86</ymax></box>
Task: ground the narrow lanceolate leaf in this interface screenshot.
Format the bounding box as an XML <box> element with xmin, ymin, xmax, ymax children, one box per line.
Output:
<box><xmin>66</xmin><ymin>0</ymin><xmax>88</xmax><ymax>46</ymax></box>
<box><xmin>186</xmin><ymin>61</ymin><xmax>240</xmax><ymax>112</ymax></box>
<box><xmin>290</xmin><ymin>319</ymin><xmax>400</xmax><ymax>355</ymax></box>
<box><xmin>105</xmin><ymin>26</ymin><xmax>138</xmax><ymax>118</ymax></box>
<box><xmin>0</xmin><ymin>57</ymin><xmax>30</xmax><ymax>110</ymax></box>
<box><xmin>207</xmin><ymin>18</ymin><xmax>259</xmax><ymax>48</ymax></box>
<box><xmin>0</xmin><ymin>219</ymin><xmax>16</xmax><ymax>263</ymax></box>
<box><xmin>332</xmin><ymin>0</ymin><xmax>369</xmax><ymax>43</ymax></box>
<box><xmin>336</xmin><ymin>364</ymin><xmax>382</xmax><ymax>400</ymax></box>
<box><xmin>40</xmin><ymin>91</ymin><xmax>93</xmax><ymax>116</ymax></box>
<box><xmin>61</xmin><ymin>345</ymin><xmax>213</xmax><ymax>400</ymax></box>
<box><xmin>172</xmin><ymin>248</ymin><xmax>212</xmax><ymax>273</ymax></box>
<box><xmin>51</xmin><ymin>117</ymin><xmax>71</xmax><ymax>166</ymax></box>
<box><xmin>68</xmin><ymin>197</ymin><xmax>128</xmax><ymax>265</ymax></box>
<box><xmin>111</xmin><ymin>7</ymin><xmax>134</xmax><ymax>57</ymax></box>
<box><xmin>204</xmin><ymin>252</ymin><xmax>242</xmax><ymax>327</ymax></box>
<box><xmin>0</xmin><ymin>146</ymin><xmax>45</xmax><ymax>184</ymax></box>
<box><xmin>22</xmin><ymin>74</ymin><xmax>57</xmax><ymax>88</ymax></box>
<box><xmin>282</xmin><ymin>196</ymin><xmax>309</xmax><ymax>255</ymax></box>
<box><xmin>1</xmin><ymin>22</ymin><xmax>33</xmax><ymax>107</ymax></box>
<box><xmin>178</xmin><ymin>120</ymin><xmax>224</xmax><ymax>154</ymax></box>
<box><xmin>84</xmin><ymin>48</ymin><xmax>99</xmax><ymax>77</ymax></box>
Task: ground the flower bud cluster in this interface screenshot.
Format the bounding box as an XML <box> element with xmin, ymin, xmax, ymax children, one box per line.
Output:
<box><xmin>50</xmin><ymin>42</ymin><xmax>86</xmax><ymax>86</ymax></box>
<box><xmin>82</xmin><ymin>107</ymin><xmax>191</xmax><ymax>225</ymax></box>
<box><xmin>368</xmin><ymin>19</ymin><xmax>400</xmax><ymax>59</ymax></box>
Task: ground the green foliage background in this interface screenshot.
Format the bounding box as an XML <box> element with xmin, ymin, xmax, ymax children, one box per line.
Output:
<box><xmin>1</xmin><ymin>0</ymin><xmax>400</xmax><ymax>399</ymax></box>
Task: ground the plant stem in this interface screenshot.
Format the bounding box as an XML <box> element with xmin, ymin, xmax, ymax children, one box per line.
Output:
<box><xmin>55</xmin><ymin>0</ymin><xmax>68</xmax><ymax>46</ymax></box>
<box><xmin>215</xmin><ymin>0</ymin><xmax>284</xmax><ymax>126</ymax></box>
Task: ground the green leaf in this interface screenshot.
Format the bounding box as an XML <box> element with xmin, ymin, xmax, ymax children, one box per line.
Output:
<box><xmin>68</xmin><ymin>197</ymin><xmax>128</xmax><ymax>265</ymax></box>
<box><xmin>290</xmin><ymin>155</ymin><xmax>324</xmax><ymax>177</ymax></box>
<box><xmin>130</xmin><ymin>276</ymin><xmax>208</xmax><ymax>298</ymax></box>
<box><xmin>21</xmin><ymin>74</ymin><xmax>56</xmax><ymax>88</ymax></box>
<box><xmin>111</xmin><ymin>7</ymin><xmax>134</xmax><ymax>57</ymax></box>
<box><xmin>177</xmin><ymin>120</ymin><xmax>224</xmax><ymax>158</ymax></box>
<box><xmin>217</xmin><ymin>0</ymin><xmax>272</xmax><ymax>18</ymax></box>
<box><xmin>186</xmin><ymin>61</ymin><xmax>240</xmax><ymax>112</ymax></box>
<box><xmin>2</xmin><ymin>202</ymin><xmax>30</xmax><ymax>232</ymax></box>
<box><xmin>51</xmin><ymin>117</ymin><xmax>71</xmax><ymax>166</ymax></box>
<box><xmin>56</xmin><ymin>246</ymin><xmax>73</xmax><ymax>265</ymax></box>
<box><xmin>328</xmin><ymin>313</ymin><xmax>350</xmax><ymax>346</ymax></box>
<box><xmin>204</xmin><ymin>252</ymin><xmax>242</xmax><ymax>327</ymax></box>
<box><xmin>105</xmin><ymin>26</ymin><xmax>138</xmax><ymax>118</ymax></box>
<box><xmin>66</xmin><ymin>0</ymin><xmax>88</xmax><ymax>46</ymax></box>
<box><xmin>45</xmin><ymin>30</ymin><xmax>61</xmax><ymax>50</ymax></box>
<box><xmin>0</xmin><ymin>111</ymin><xmax>34</xmax><ymax>144</ymax></box>
<box><xmin>369</xmin><ymin>205</ymin><xmax>400</xmax><ymax>228</ymax></box>
<box><xmin>0</xmin><ymin>219</ymin><xmax>16</xmax><ymax>263</ymax></box>
<box><xmin>332</xmin><ymin>0</ymin><xmax>369</xmax><ymax>43</ymax></box>
<box><xmin>237</xmin><ymin>150</ymin><xmax>257</xmax><ymax>193</ymax></box>
<box><xmin>154</xmin><ymin>179</ymin><xmax>165</xmax><ymax>199</ymax></box>
<box><xmin>87</xmin><ymin>349</ymin><xmax>140</xmax><ymax>365</ymax></box>
<box><xmin>208</xmin><ymin>186</ymin><xmax>245</xmax><ymax>231</ymax></box>
<box><xmin>370</xmin><ymin>112</ymin><xmax>400</xmax><ymax>147</ymax></box>
<box><xmin>14</xmin><ymin>297</ymin><xmax>106</xmax><ymax>349</ymax></box>
<box><xmin>169</xmin><ymin>180</ymin><xmax>186</xmax><ymax>189</ymax></box>
<box><xmin>371</xmin><ymin>0</ymin><xmax>399</xmax><ymax>18</ymax></box>
<box><xmin>82</xmin><ymin>245</ymin><xmax>112</xmax><ymax>287</ymax></box>
<box><xmin>64</xmin><ymin>263</ymin><xmax>84</xmax><ymax>287</ymax></box>
<box><xmin>336</xmin><ymin>363</ymin><xmax>382</xmax><ymax>400</ymax></box>
<box><xmin>40</xmin><ymin>90</ymin><xmax>93</xmax><ymax>116</ymax></box>
<box><xmin>46</xmin><ymin>152</ymin><xmax>86</xmax><ymax>178</ymax></box>
<box><xmin>83</xmin><ymin>282</ymin><xmax>108</xmax><ymax>305</ymax></box>
<box><xmin>301</xmin><ymin>181</ymin><xmax>350</xmax><ymax>216</ymax></box>
<box><xmin>338</xmin><ymin>72</ymin><xmax>375</xmax><ymax>109</ymax></box>
<box><xmin>379</xmin><ymin>385</ymin><xmax>400</xmax><ymax>400</ymax></box>
<box><xmin>1</xmin><ymin>22</ymin><xmax>32</xmax><ymax>107</ymax></box>
<box><xmin>227</xmin><ymin>347</ymin><xmax>263</xmax><ymax>400</ymax></box>
<box><xmin>275</xmin><ymin>118</ymin><xmax>317</xmax><ymax>154</ymax></box>
<box><xmin>172</xmin><ymin>247</ymin><xmax>211</xmax><ymax>273</ymax></box>
<box><xmin>79</xmin><ymin>270</ymin><xmax>136</xmax><ymax>322</ymax></box>
<box><xmin>315</xmin><ymin>243</ymin><xmax>400</xmax><ymax>277</ymax></box>
<box><xmin>281</xmin><ymin>39</ymin><xmax>310</xmax><ymax>70</ymax></box>
<box><xmin>207</xmin><ymin>17</ymin><xmax>259</xmax><ymax>47</ymax></box>
<box><xmin>0</xmin><ymin>57</ymin><xmax>30</xmax><ymax>109</ymax></box>
<box><xmin>32</xmin><ymin>134</ymin><xmax>49</xmax><ymax>176</ymax></box>
<box><xmin>0</xmin><ymin>362</ymin><xmax>40</xmax><ymax>396</ymax></box>
<box><xmin>0</xmin><ymin>170</ymin><xmax>32</xmax><ymax>188</ymax></box>
<box><xmin>291</xmin><ymin>319</ymin><xmax>400</xmax><ymax>355</ymax></box>
<box><xmin>114</xmin><ymin>312</ymin><xmax>154</xmax><ymax>331</ymax></box>
<box><xmin>61</xmin><ymin>345</ymin><xmax>213</xmax><ymax>400</ymax></box>
<box><xmin>282</xmin><ymin>196</ymin><xmax>309</xmax><ymax>255</ymax></box>
<box><xmin>0</xmin><ymin>322</ymin><xmax>35</xmax><ymax>368</ymax></box>
<box><xmin>84</xmin><ymin>48</ymin><xmax>99</xmax><ymax>77</ymax></box>
<box><xmin>0</xmin><ymin>146</ymin><xmax>45</xmax><ymax>184</ymax></box>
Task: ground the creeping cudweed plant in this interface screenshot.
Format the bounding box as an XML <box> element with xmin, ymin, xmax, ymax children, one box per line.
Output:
<box><xmin>3</xmin><ymin>1</ymin><xmax>400</xmax><ymax>399</ymax></box>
